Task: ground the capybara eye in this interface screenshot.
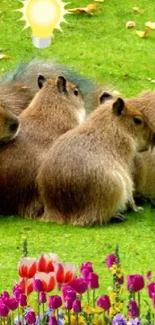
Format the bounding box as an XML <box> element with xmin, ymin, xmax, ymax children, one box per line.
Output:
<box><xmin>133</xmin><ymin>117</ymin><xmax>143</xmax><ymax>125</ymax></box>
<box><xmin>74</xmin><ymin>89</ymin><xmax>79</xmax><ymax>96</ymax></box>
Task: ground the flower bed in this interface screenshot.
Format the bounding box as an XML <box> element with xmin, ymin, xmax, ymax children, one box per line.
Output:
<box><xmin>0</xmin><ymin>246</ymin><xmax>154</xmax><ymax>325</ymax></box>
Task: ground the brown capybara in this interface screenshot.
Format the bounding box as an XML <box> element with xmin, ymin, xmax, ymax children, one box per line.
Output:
<box><xmin>37</xmin><ymin>97</ymin><xmax>155</xmax><ymax>226</ymax></box>
<box><xmin>0</xmin><ymin>74</ymin><xmax>85</xmax><ymax>218</ymax></box>
<box><xmin>0</xmin><ymin>104</ymin><xmax>19</xmax><ymax>143</ymax></box>
<box><xmin>1</xmin><ymin>58</ymin><xmax>99</xmax><ymax>115</ymax></box>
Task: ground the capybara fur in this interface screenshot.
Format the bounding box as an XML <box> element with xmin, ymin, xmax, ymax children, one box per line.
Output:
<box><xmin>37</xmin><ymin>97</ymin><xmax>155</xmax><ymax>226</ymax></box>
<box><xmin>1</xmin><ymin>59</ymin><xmax>99</xmax><ymax>115</ymax></box>
<box><xmin>0</xmin><ymin>104</ymin><xmax>19</xmax><ymax>143</ymax></box>
<box><xmin>0</xmin><ymin>75</ymin><xmax>85</xmax><ymax>218</ymax></box>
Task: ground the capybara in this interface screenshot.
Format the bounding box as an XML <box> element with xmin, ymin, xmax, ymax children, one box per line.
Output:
<box><xmin>0</xmin><ymin>74</ymin><xmax>85</xmax><ymax>218</ymax></box>
<box><xmin>37</xmin><ymin>97</ymin><xmax>155</xmax><ymax>226</ymax></box>
<box><xmin>1</xmin><ymin>58</ymin><xmax>99</xmax><ymax>115</ymax></box>
<box><xmin>0</xmin><ymin>104</ymin><xmax>19</xmax><ymax>143</ymax></box>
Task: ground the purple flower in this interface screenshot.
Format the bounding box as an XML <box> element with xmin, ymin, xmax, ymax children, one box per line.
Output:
<box><xmin>128</xmin><ymin>319</ymin><xmax>141</xmax><ymax>325</ymax></box>
<box><xmin>33</xmin><ymin>279</ymin><xmax>43</xmax><ymax>292</ymax></box>
<box><xmin>112</xmin><ymin>313</ymin><xmax>127</xmax><ymax>325</ymax></box>
<box><xmin>48</xmin><ymin>295</ymin><xmax>62</xmax><ymax>309</ymax></box>
<box><xmin>70</xmin><ymin>278</ymin><xmax>88</xmax><ymax>295</ymax></box>
<box><xmin>65</xmin><ymin>297</ymin><xmax>73</xmax><ymax>310</ymax></box>
<box><xmin>128</xmin><ymin>300</ymin><xmax>139</xmax><ymax>317</ymax></box>
<box><xmin>2</xmin><ymin>292</ymin><xmax>10</xmax><ymax>298</ymax></box>
<box><xmin>80</xmin><ymin>262</ymin><xmax>93</xmax><ymax>273</ymax></box>
<box><xmin>72</xmin><ymin>299</ymin><xmax>82</xmax><ymax>313</ymax></box>
<box><xmin>7</xmin><ymin>298</ymin><xmax>18</xmax><ymax>311</ymax></box>
<box><xmin>127</xmin><ymin>275</ymin><xmax>144</xmax><ymax>293</ymax></box>
<box><xmin>152</xmin><ymin>293</ymin><xmax>155</xmax><ymax>308</ymax></box>
<box><xmin>106</xmin><ymin>254</ymin><xmax>116</xmax><ymax>268</ymax></box>
<box><xmin>25</xmin><ymin>311</ymin><xmax>36</xmax><ymax>325</ymax></box>
<box><xmin>13</xmin><ymin>286</ymin><xmax>23</xmax><ymax>300</ymax></box>
<box><xmin>62</xmin><ymin>285</ymin><xmax>76</xmax><ymax>301</ymax></box>
<box><xmin>0</xmin><ymin>304</ymin><xmax>9</xmax><ymax>317</ymax></box>
<box><xmin>19</xmin><ymin>294</ymin><xmax>27</xmax><ymax>307</ymax></box>
<box><xmin>88</xmin><ymin>272</ymin><xmax>99</xmax><ymax>289</ymax></box>
<box><xmin>49</xmin><ymin>316</ymin><xmax>58</xmax><ymax>325</ymax></box>
<box><xmin>147</xmin><ymin>271</ymin><xmax>152</xmax><ymax>282</ymax></box>
<box><xmin>147</xmin><ymin>282</ymin><xmax>155</xmax><ymax>298</ymax></box>
<box><xmin>39</xmin><ymin>292</ymin><xmax>47</xmax><ymax>304</ymax></box>
<box><xmin>97</xmin><ymin>295</ymin><xmax>111</xmax><ymax>311</ymax></box>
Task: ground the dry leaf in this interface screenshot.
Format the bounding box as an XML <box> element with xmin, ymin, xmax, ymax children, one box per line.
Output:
<box><xmin>0</xmin><ymin>54</ymin><xmax>11</xmax><ymax>60</ymax></box>
<box><xmin>132</xmin><ymin>6</ymin><xmax>144</xmax><ymax>14</ymax></box>
<box><xmin>145</xmin><ymin>21</ymin><xmax>155</xmax><ymax>30</ymax></box>
<box><xmin>136</xmin><ymin>27</ymin><xmax>150</xmax><ymax>38</ymax></box>
<box><xmin>68</xmin><ymin>3</ymin><xmax>96</xmax><ymax>15</ymax></box>
<box><xmin>126</xmin><ymin>21</ymin><xmax>136</xmax><ymax>28</ymax></box>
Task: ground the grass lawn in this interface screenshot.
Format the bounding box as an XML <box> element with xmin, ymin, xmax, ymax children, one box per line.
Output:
<box><xmin>0</xmin><ymin>0</ymin><xmax>155</xmax><ymax>300</ymax></box>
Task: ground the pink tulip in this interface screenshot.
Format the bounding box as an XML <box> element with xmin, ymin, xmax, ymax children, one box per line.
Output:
<box><xmin>37</xmin><ymin>253</ymin><xmax>60</xmax><ymax>273</ymax></box>
<box><xmin>48</xmin><ymin>295</ymin><xmax>62</xmax><ymax>309</ymax></box>
<box><xmin>39</xmin><ymin>292</ymin><xmax>47</xmax><ymax>303</ymax></box>
<box><xmin>97</xmin><ymin>295</ymin><xmax>111</xmax><ymax>311</ymax></box>
<box><xmin>80</xmin><ymin>262</ymin><xmax>93</xmax><ymax>273</ymax></box>
<box><xmin>106</xmin><ymin>254</ymin><xmax>117</xmax><ymax>268</ymax></box>
<box><xmin>6</xmin><ymin>298</ymin><xmax>18</xmax><ymax>311</ymax></box>
<box><xmin>88</xmin><ymin>272</ymin><xmax>99</xmax><ymax>289</ymax></box>
<box><xmin>72</xmin><ymin>299</ymin><xmax>82</xmax><ymax>313</ymax></box>
<box><xmin>35</xmin><ymin>272</ymin><xmax>56</xmax><ymax>292</ymax></box>
<box><xmin>33</xmin><ymin>279</ymin><xmax>43</xmax><ymax>292</ymax></box>
<box><xmin>49</xmin><ymin>316</ymin><xmax>58</xmax><ymax>325</ymax></box>
<box><xmin>128</xmin><ymin>300</ymin><xmax>139</xmax><ymax>317</ymax></box>
<box><xmin>65</xmin><ymin>297</ymin><xmax>73</xmax><ymax>310</ymax></box>
<box><xmin>0</xmin><ymin>304</ymin><xmax>9</xmax><ymax>317</ymax></box>
<box><xmin>18</xmin><ymin>258</ymin><xmax>37</xmax><ymax>278</ymax></box>
<box><xmin>70</xmin><ymin>278</ymin><xmax>88</xmax><ymax>294</ymax></box>
<box><xmin>127</xmin><ymin>275</ymin><xmax>144</xmax><ymax>293</ymax></box>
<box><xmin>55</xmin><ymin>262</ymin><xmax>76</xmax><ymax>284</ymax></box>
<box><xmin>148</xmin><ymin>282</ymin><xmax>155</xmax><ymax>298</ymax></box>
<box><xmin>19</xmin><ymin>294</ymin><xmax>27</xmax><ymax>307</ymax></box>
<box><xmin>25</xmin><ymin>311</ymin><xmax>36</xmax><ymax>324</ymax></box>
<box><xmin>62</xmin><ymin>285</ymin><xmax>76</xmax><ymax>301</ymax></box>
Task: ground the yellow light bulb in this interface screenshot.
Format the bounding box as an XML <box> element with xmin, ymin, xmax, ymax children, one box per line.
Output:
<box><xmin>18</xmin><ymin>0</ymin><xmax>68</xmax><ymax>49</ymax></box>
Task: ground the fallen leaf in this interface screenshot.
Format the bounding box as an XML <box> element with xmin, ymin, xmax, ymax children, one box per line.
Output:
<box><xmin>145</xmin><ymin>21</ymin><xmax>155</xmax><ymax>30</ymax></box>
<box><xmin>94</xmin><ymin>0</ymin><xmax>104</xmax><ymax>2</ymax></box>
<box><xmin>0</xmin><ymin>54</ymin><xmax>11</xmax><ymax>60</ymax></box>
<box><xmin>136</xmin><ymin>27</ymin><xmax>150</xmax><ymax>38</ymax></box>
<box><xmin>68</xmin><ymin>3</ymin><xmax>96</xmax><ymax>15</ymax></box>
<box><xmin>126</xmin><ymin>21</ymin><xmax>136</xmax><ymax>28</ymax></box>
<box><xmin>132</xmin><ymin>6</ymin><xmax>144</xmax><ymax>14</ymax></box>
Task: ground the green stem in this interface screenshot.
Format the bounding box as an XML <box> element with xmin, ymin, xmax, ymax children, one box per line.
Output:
<box><xmin>56</xmin><ymin>309</ymin><xmax>59</xmax><ymax>320</ymax></box>
<box><xmin>22</xmin><ymin>308</ymin><xmax>24</xmax><ymax>325</ymax></box>
<box><xmin>76</xmin><ymin>314</ymin><xmax>78</xmax><ymax>325</ymax></box>
<box><xmin>42</xmin><ymin>303</ymin><xmax>45</xmax><ymax>316</ymax></box>
<box><xmin>137</xmin><ymin>291</ymin><xmax>140</xmax><ymax>317</ymax></box>
<box><xmin>68</xmin><ymin>310</ymin><xmax>71</xmax><ymax>325</ymax></box>
<box><xmin>0</xmin><ymin>317</ymin><xmax>2</xmax><ymax>325</ymax></box>
<box><xmin>87</xmin><ymin>289</ymin><xmax>90</xmax><ymax>305</ymax></box>
<box><xmin>93</xmin><ymin>289</ymin><xmax>95</xmax><ymax>308</ymax></box>
<box><xmin>11</xmin><ymin>311</ymin><xmax>14</xmax><ymax>325</ymax></box>
<box><xmin>38</xmin><ymin>292</ymin><xmax>40</xmax><ymax>325</ymax></box>
<box><xmin>18</xmin><ymin>307</ymin><xmax>20</xmax><ymax>325</ymax></box>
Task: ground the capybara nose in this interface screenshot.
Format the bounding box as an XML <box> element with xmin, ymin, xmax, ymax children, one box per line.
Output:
<box><xmin>9</xmin><ymin>118</ymin><xmax>19</xmax><ymax>133</ymax></box>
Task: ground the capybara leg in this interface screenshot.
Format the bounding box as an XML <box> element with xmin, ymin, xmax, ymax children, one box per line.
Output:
<box><xmin>129</xmin><ymin>197</ymin><xmax>144</xmax><ymax>212</ymax></box>
<box><xmin>110</xmin><ymin>214</ymin><xmax>127</xmax><ymax>223</ymax></box>
<box><xmin>40</xmin><ymin>208</ymin><xmax>67</xmax><ymax>224</ymax></box>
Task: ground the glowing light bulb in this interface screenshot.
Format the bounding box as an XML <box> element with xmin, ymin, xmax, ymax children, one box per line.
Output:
<box><xmin>17</xmin><ymin>0</ymin><xmax>68</xmax><ymax>49</ymax></box>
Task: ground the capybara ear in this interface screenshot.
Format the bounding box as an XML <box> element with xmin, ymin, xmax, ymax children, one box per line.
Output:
<box><xmin>57</xmin><ymin>76</ymin><xmax>67</xmax><ymax>96</ymax></box>
<box><xmin>113</xmin><ymin>98</ymin><xmax>125</xmax><ymax>116</ymax></box>
<box><xmin>38</xmin><ymin>75</ymin><xmax>46</xmax><ymax>89</ymax></box>
<box><xmin>99</xmin><ymin>91</ymin><xmax>113</xmax><ymax>104</ymax></box>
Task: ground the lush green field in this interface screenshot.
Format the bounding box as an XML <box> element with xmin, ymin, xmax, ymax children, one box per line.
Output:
<box><xmin>0</xmin><ymin>0</ymin><xmax>155</xmax><ymax>297</ymax></box>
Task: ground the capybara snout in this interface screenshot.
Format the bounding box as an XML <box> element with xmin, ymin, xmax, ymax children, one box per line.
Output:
<box><xmin>0</xmin><ymin>105</ymin><xmax>20</xmax><ymax>143</ymax></box>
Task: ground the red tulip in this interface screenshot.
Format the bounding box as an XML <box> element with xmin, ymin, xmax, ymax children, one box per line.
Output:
<box><xmin>35</xmin><ymin>272</ymin><xmax>56</xmax><ymax>292</ymax></box>
<box><xmin>18</xmin><ymin>258</ymin><xmax>37</xmax><ymax>278</ymax></box>
<box><xmin>17</xmin><ymin>278</ymin><xmax>33</xmax><ymax>295</ymax></box>
<box><xmin>37</xmin><ymin>253</ymin><xmax>60</xmax><ymax>273</ymax></box>
<box><xmin>55</xmin><ymin>263</ymin><xmax>76</xmax><ymax>284</ymax></box>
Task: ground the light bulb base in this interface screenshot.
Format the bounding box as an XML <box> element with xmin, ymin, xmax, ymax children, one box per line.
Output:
<box><xmin>32</xmin><ymin>36</ymin><xmax>52</xmax><ymax>49</ymax></box>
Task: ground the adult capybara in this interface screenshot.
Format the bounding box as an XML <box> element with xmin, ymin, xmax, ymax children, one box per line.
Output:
<box><xmin>0</xmin><ymin>104</ymin><xmax>19</xmax><ymax>143</ymax></box>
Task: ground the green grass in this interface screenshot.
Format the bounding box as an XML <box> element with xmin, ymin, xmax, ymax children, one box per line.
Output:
<box><xmin>0</xmin><ymin>0</ymin><xmax>155</xmax><ymax>297</ymax></box>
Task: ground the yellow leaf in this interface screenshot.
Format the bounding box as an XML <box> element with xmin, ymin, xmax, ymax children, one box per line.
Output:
<box><xmin>68</xmin><ymin>3</ymin><xmax>96</xmax><ymax>15</ymax></box>
<box><xmin>0</xmin><ymin>54</ymin><xmax>11</xmax><ymax>60</ymax></box>
<box><xmin>132</xmin><ymin>6</ymin><xmax>144</xmax><ymax>14</ymax></box>
<box><xmin>136</xmin><ymin>27</ymin><xmax>150</xmax><ymax>38</ymax></box>
<box><xmin>145</xmin><ymin>21</ymin><xmax>155</xmax><ymax>30</ymax></box>
<box><xmin>126</xmin><ymin>21</ymin><xmax>136</xmax><ymax>28</ymax></box>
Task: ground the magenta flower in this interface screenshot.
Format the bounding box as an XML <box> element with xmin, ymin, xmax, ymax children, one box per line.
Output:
<box><xmin>147</xmin><ymin>282</ymin><xmax>155</xmax><ymax>298</ymax></box>
<box><xmin>7</xmin><ymin>298</ymin><xmax>18</xmax><ymax>311</ymax></box>
<box><xmin>48</xmin><ymin>295</ymin><xmax>62</xmax><ymax>309</ymax></box>
<box><xmin>80</xmin><ymin>262</ymin><xmax>93</xmax><ymax>273</ymax></box>
<box><xmin>33</xmin><ymin>279</ymin><xmax>43</xmax><ymax>292</ymax></box>
<box><xmin>62</xmin><ymin>285</ymin><xmax>76</xmax><ymax>301</ymax></box>
<box><xmin>2</xmin><ymin>292</ymin><xmax>10</xmax><ymax>298</ymax></box>
<box><xmin>72</xmin><ymin>299</ymin><xmax>82</xmax><ymax>313</ymax></box>
<box><xmin>117</xmin><ymin>276</ymin><xmax>124</xmax><ymax>285</ymax></box>
<box><xmin>0</xmin><ymin>304</ymin><xmax>9</xmax><ymax>317</ymax></box>
<box><xmin>25</xmin><ymin>311</ymin><xmax>36</xmax><ymax>325</ymax></box>
<box><xmin>39</xmin><ymin>292</ymin><xmax>47</xmax><ymax>304</ymax></box>
<box><xmin>13</xmin><ymin>286</ymin><xmax>23</xmax><ymax>300</ymax></box>
<box><xmin>88</xmin><ymin>272</ymin><xmax>99</xmax><ymax>289</ymax></box>
<box><xmin>147</xmin><ymin>271</ymin><xmax>152</xmax><ymax>282</ymax></box>
<box><xmin>128</xmin><ymin>301</ymin><xmax>139</xmax><ymax>317</ymax></box>
<box><xmin>49</xmin><ymin>316</ymin><xmax>58</xmax><ymax>325</ymax></box>
<box><xmin>127</xmin><ymin>275</ymin><xmax>144</xmax><ymax>293</ymax></box>
<box><xmin>106</xmin><ymin>254</ymin><xmax>116</xmax><ymax>268</ymax></box>
<box><xmin>65</xmin><ymin>297</ymin><xmax>73</xmax><ymax>310</ymax></box>
<box><xmin>152</xmin><ymin>293</ymin><xmax>155</xmax><ymax>308</ymax></box>
<box><xmin>19</xmin><ymin>294</ymin><xmax>27</xmax><ymax>307</ymax></box>
<box><xmin>70</xmin><ymin>278</ymin><xmax>88</xmax><ymax>294</ymax></box>
<box><xmin>97</xmin><ymin>295</ymin><xmax>111</xmax><ymax>311</ymax></box>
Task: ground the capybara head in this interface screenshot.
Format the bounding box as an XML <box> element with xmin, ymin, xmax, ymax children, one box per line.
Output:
<box><xmin>38</xmin><ymin>75</ymin><xmax>86</xmax><ymax>123</ymax></box>
<box><xmin>113</xmin><ymin>97</ymin><xmax>155</xmax><ymax>152</ymax></box>
<box><xmin>0</xmin><ymin>104</ymin><xmax>20</xmax><ymax>144</ymax></box>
